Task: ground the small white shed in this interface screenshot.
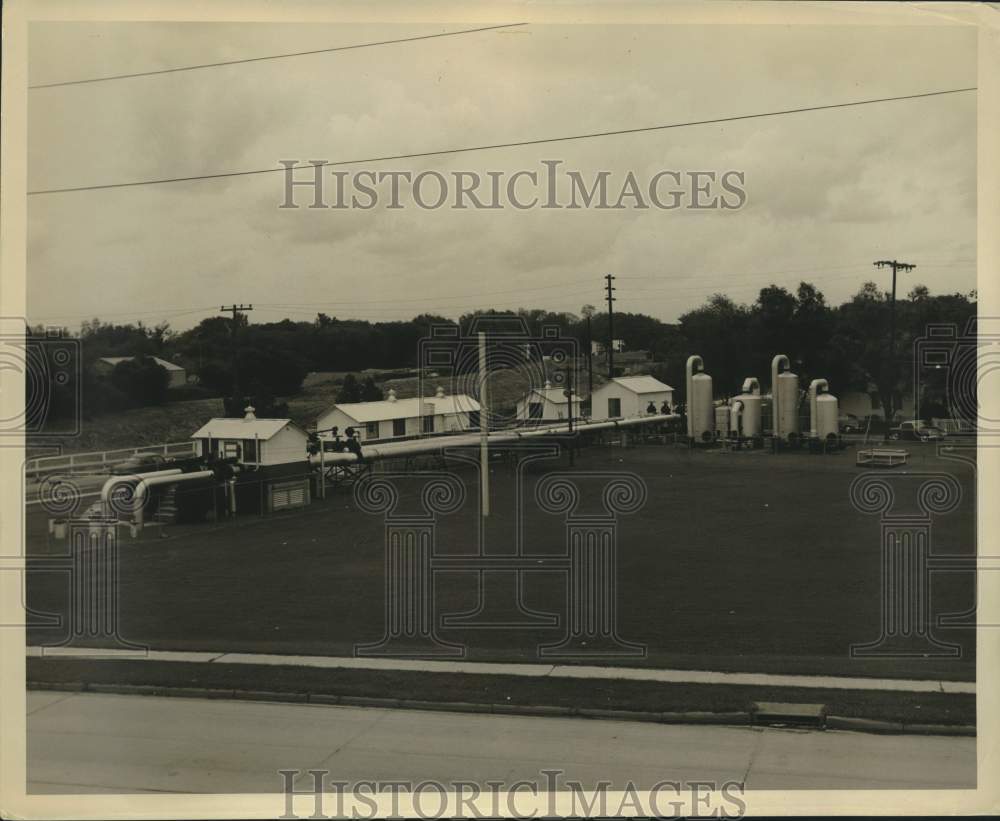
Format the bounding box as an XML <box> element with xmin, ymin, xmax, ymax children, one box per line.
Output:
<box><xmin>515</xmin><ymin>380</ymin><xmax>581</xmax><ymax>423</ymax></box>
<box><xmin>589</xmin><ymin>376</ymin><xmax>674</xmax><ymax>420</ymax></box>
<box><xmin>190</xmin><ymin>408</ymin><xmax>309</xmax><ymax>466</ymax></box>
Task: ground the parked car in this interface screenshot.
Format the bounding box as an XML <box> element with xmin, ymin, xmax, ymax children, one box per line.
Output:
<box><xmin>888</xmin><ymin>421</ymin><xmax>947</xmax><ymax>442</ymax></box>
<box><xmin>109</xmin><ymin>453</ymin><xmax>171</xmax><ymax>475</ymax></box>
<box><xmin>838</xmin><ymin>413</ymin><xmax>862</xmax><ymax>434</ymax></box>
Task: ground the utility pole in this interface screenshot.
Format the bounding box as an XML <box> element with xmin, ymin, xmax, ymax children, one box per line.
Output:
<box><xmin>564</xmin><ymin>364</ymin><xmax>575</xmax><ymax>466</ymax></box>
<box><xmin>478</xmin><ymin>331</ymin><xmax>490</xmax><ymax>518</ymax></box>
<box><xmin>220</xmin><ymin>304</ymin><xmax>253</xmax><ymax>406</ymax></box>
<box><xmin>586</xmin><ymin>313</ymin><xmax>594</xmax><ymax>400</ymax></box>
<box><xmin>873</xmin><ymin>260</ymin><xmax>915</xmax><ymax>428</ymax></box>
<box><xmin>605</xmin><ymin>274</ymin><xmax>616</xmax><ymax>378</ymax></box>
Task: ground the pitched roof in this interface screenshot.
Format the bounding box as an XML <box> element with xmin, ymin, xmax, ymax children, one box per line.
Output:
<box><xmin>98</xmin><ymin>355</ymin><xmax>184</xmax><ymax>371</ymax></box>
<box><xmin>608</xmin><ymin>376</ymin><xmax>674</xmax><ymax>394</ymax></box>
<box><xmin>325</xmin><ymin>394</ymin><xmax>480</xmax><ymax>424</ymax></box>
<box><xmin>524</xmin><ymin>387</ymin><xmax>579</xmax><ymax>404</ymax></box>
<box><xmin>190</xmin><ymin>418</ymin><xmax>304</xmax><ymax>441</ymax></box>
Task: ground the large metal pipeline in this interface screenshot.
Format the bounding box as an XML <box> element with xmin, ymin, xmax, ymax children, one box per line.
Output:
<box><xmin>312</xmin><ymin>414</ymin><xmax>679</xmax><ymax>465</ymax></box>
<box><xmin>100</xmin><ymin>468</ymin><xmax>183</xmax><ymax>512</ymax></box>
<box><xmin>134</xmin><ymin>470</ymin><xmax>215</xmax><ymax>527</ymax></box>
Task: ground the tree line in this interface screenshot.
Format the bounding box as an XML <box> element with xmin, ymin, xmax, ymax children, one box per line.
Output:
<box><xmin>30</xmin><ymin>279</ymin><xmax>975</xmax><ymax>426</ymax></box>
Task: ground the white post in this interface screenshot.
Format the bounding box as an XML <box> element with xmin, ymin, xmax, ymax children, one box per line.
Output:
<box><xmin>319</xmin><ymin>441</ymin><xmax>325</xmax><ymax>499</ymax></box>
<box><xmin>479</xmin><ymin>331</ymin><xmax>490</xmax><ymax>518</ymax></box>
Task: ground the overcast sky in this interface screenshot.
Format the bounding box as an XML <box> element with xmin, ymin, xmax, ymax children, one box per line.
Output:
<box><xmin>26</xmin><ymin>21</ymin><xmax>977</xmax><ymax>332</ymax></box>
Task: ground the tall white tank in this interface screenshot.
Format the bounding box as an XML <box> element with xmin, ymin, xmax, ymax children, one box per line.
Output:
<box><xmin>686</xmin><ymin>355</ymin><xmax>714</xmax><ymax>442</ymax></box>
<box><xmin>816</xmin><ymin>393</ymin><xmax>838</xmax><ymax>439</ymax></box>
<box><xmin>691</xmin><ymin>372</ymin><xmax>714</xmax><ymax>441</ymax></box>
<box><xmin>733</xmin><ymin>393</ymin><xmax>762</xmax><ymax>437</ymax></box>
<box><xmin>776</xmin><ymin>370</ymin><xmax>800</xmax><ymax>438</ymax></box>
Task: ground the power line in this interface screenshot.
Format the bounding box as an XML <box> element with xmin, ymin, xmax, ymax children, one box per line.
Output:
<box><xmin>29</xmin><ymin>23</ymin><xmax>528</xmax><ymax>89</ymax></box>
<box><xmin>27</xmin><ymin>86</ymin><xmax>976</xmax><ymax>196</ymax></box>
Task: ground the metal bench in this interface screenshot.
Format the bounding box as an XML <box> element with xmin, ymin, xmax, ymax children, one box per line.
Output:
<box><xmin>856</xmin><ymin>448</ymin><xmax>909</xmax><ymax>467</ymax></box>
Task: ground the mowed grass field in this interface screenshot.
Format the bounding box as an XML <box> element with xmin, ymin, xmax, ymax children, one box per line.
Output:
<box><xmin>25</xmin><ymin>441</ymin><xmax>976</xmax><ymax>681</ymax></box>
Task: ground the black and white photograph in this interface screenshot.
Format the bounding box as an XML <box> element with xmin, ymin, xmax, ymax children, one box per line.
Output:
<box><xmin>1</xmin><ymin>0</ymin><xmax>998</xmax><ymax>817</ymax></box>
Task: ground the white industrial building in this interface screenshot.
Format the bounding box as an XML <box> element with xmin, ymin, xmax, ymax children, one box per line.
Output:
<box><xmin>589</xmin><ymin>375</ymin><xmax>674</xmax><ymax>420</ymax></box>
<box><xmin>190</xmin><ymin>408</ymin><xmax>312</xmax><ymax>512</ymax></box>
<box><xmin>96</xmin><ymin>355</ymin><xmax>187</xmax><ymax>388</ymax></box>
<box><xmin>515</xmin><ymin>381</ymin><xmax>581</xmax><ymax>422</ymax></box>
<box><xmin>190</xmin><ymin>411</ymin><xmax>309</xmax><ymax>466</ymax></box>
<box><xmin>316</xmin><ymin>387</ymin><xmax>480</xmax><ymax>442</ymax></box>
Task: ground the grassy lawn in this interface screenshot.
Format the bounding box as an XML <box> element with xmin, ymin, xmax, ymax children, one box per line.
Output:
<box><xmin>25</xmin><ymin>440</ymin><xmax>976</xmax><ymax>684</ymax></box>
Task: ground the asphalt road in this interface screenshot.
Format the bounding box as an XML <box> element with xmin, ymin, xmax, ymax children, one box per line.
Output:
<box><xmin>26</xmin><ymin>692</ymin><xmax>976</xmax><ymax>795</ymax></box>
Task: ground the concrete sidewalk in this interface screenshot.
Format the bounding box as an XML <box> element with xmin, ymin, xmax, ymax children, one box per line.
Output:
<box><xmin>27</xmin><ymin>691</ymin><xmax>976</xmax><ymax>794</ymax></box>
<box><xmin>26</xmin><ymin>646</ymin><xmax>976</xmax><ymax>694</ymax></box>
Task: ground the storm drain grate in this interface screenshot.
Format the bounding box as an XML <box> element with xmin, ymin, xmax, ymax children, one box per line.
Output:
<box><xmin>751</xmin><ymin>701</ymin><xmax>827</xmax><ymax>729</ymax></box>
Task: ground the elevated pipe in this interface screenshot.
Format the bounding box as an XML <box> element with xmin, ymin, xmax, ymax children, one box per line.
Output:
<box><xmin>134</xmin><ymin>470</ymin><xmax>214</xmax><ymax>527</ymax></box>
<box><xmin>312</xmin><ymin>414</ymin><xmax>679</xmax><ymax>465</ymax></box>
<box><xmin>771</xmin><ymin>354</ymin><xmax>790</xmax><ymax>438</ymax></box>
<box><xmin>100</xmin><ymin>469</ymin><xmax>182</xmax><ymax>514</ymax></box>
<box><xmin>808</xmin><ymin>378</ymin><xmax>830</xmax><ymax>438</ymax></box>
<box><xmin>729</xmin><ymin>399</ymin><xmax>744</xmax><ymax>436</ymax></box>
<box><xmin>741</xmin><ymin>377</ymin><xmax>761</xmax><ymax>395</ymax></box>
<box><xmin>685</xmin><ymin>355</ymin><xmax>705</xmax><ymax>440</ymax></box>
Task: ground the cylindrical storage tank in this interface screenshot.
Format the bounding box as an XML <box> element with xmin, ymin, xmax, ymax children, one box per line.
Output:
<box><xmin>776</xmin><ymin>370</ymin><xmax>799</xmax><ymax>439</ymax></box>
<box><xmin>816</xmin><ymin>392</ymin><xmax>839</xmax><ymax>439</ymax></box>
<box><xmin>714</xmin><ymin>405</ymin><xmax>730</xmax><ymax>437</ymax></box>
<box><xmin>690</xmin><ymin>372</ymin><xmax>714</xmax><ymax>441</ymax></box>
<box><xmin>734</xmin><ymin>393</ymin><xmax>762</xmax><ymax>437</ymax></box>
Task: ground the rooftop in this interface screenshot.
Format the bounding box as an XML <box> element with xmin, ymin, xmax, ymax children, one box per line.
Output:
<box><xmin>190</xmin><ymin>416</ymin><xmax>302</xmax><ymax>441</ymax></box>
<box><xmin>327</xmin><ymin>390</ymin><xmax>481</xmax><ymax>423</ymax></box>
<box><xmin>98</xmin><ymin>355</ymin><xmax>184</xmax><ymax>371</ymax></box>
<box><xmin>608</xmin><ymin>375</ymin><xmax>674</xmax><ymax>394</ymax></box>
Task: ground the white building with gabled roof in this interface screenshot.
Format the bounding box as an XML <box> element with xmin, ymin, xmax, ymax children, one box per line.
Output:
<box><xmin>190</xmin><ymin>407</ymin><xmax>309</xmax><ymax>466</ymax></box>
<box><xmin>316</xmin><ymin>387</ymin><xmax>480</xmax><ymax>441</ymax></box>
<box><xmin>515</xmin><ymin>380</ymin><xmax>581</xmax><ymax>423</ymax></box>
<box><xmin>590</xmin><ymin>375</ymin><xmax>674</xmax><ymax>420</ymax></box>
<box><xmin>96</xmin><ymin>355</ymin><xmax>186</xmax><ymax>388</ymax></box>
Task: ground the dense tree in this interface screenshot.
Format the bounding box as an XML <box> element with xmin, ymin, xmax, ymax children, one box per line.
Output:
<box><xmin>110</xmin><ymin>356</ymin><xmax>170</xmax><ymax>407</ymax></box>
<box><xmin>337</xmin><ymin>374</ymin><xmax>362</xmax><ymax>403</ymax></box>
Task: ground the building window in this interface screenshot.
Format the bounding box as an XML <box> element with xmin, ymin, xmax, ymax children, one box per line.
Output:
<box><xmin>242</xmin><ymin>439</ymin><xmax>258</xmax><ymax>462</ymax></box>
<box><xmin>528</xmin><ymin>402</ymin><xmax>543</xmax><ymax>419</ymax></box>
<box><xmin>392</xmin><ymin>418</ymin><xmax>406</xmax><ymax>437</ymax></box>
<box><xmin>222</xmin><ymin>440</ymin><xmax>241</xmax><ymax>459</ymax></box>
<box><xmin>422</xmin><ymin>415</ymin><xmax>435</xmax><ymax>433</ymax></box>
<box><xmin>365</xmin><ymin>421</ymin><xmax>379</xmax><ymax>438</ymax></box>
<box><xmin>608</xmin><ymin>398</ymin><xmax>622</xmax><ymax>418</ymax></box>
<box><xmin>468</xmin><ymin>411</ymin><xmax>480</xmax><ymax>430</ymax></box>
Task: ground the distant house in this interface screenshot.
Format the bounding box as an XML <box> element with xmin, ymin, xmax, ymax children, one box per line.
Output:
<box><xmin>316</xmin><ymin>386</ymin><xmax>480</xmax><ymax>442</ymax></box>
<box><xmin>840</xmin><ymin>389</ymin><xmax>915</xmax><ymax>421</ymax></box>
<box><xmin>515</xmin><ymin>380</ymin><xmax>581</xmax><ymax>423</ymax></box>
<box><xmin>591</xmin><ymin>339</ymin><xmax>625</xmax><ymax>356</ymax></box>
<box><xmin>96</xmin><ymin>356</ymin><xmax>186</xmax><ymax>388</ymax></box>
<box><xmin>589</xmin><ymin>375</ymin><xmax>674</xmax><ymax>420</ymax></box>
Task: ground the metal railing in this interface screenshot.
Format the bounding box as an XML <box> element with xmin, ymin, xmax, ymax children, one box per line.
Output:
<box><xmin>24</xmin><ymin>441</ymin><xmax>200</xmax><ymax>478</ymax></box>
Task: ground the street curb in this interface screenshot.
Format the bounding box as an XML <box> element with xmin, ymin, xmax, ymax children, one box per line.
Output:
<box><xmin>27</xmin><ymin>680</ymin><xmax>975</xmax><ymax>736</ymax></box>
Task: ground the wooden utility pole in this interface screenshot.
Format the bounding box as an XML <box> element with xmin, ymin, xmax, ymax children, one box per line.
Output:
<box><xmin>564</xmin><ymin>364</ymin><xmax>575</xmax><ymax>466</ymax></box>
<box><xmin>220</xmin><ymin>304</ymin><xmax>253</xmax><ymax>403</ymax></box>
<box><xmin>605</xmin><ymin>274</ymin><xmax>616</xmax><ymax>378</ymax></box>
<box><xmin>478</xmin><ymin>331</ymin><xmax>490</xmax><ymax>518</ymax></box>
<box><xmin>872</xmin><ymin>260</ymin><xmax>915</xmax><ymax>426</ymax></box>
